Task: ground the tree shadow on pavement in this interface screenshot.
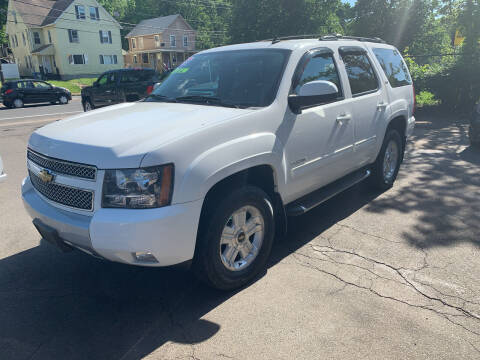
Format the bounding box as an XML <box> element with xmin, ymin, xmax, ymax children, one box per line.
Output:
<box><xmin>0</xmin><ymin>181</ymin><xmax>382</xmax><ymax>360</ymax></box>
<box><xmin>365</xmin><ymin>115</ymin><xmax>480</xmax><ymax>249</ymax></box>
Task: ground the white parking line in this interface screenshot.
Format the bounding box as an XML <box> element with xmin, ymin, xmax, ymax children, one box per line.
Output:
<box><xmin>0</xmin><ymin>111</ymin><xmax>82</xmax><ymax>122</ymax></box>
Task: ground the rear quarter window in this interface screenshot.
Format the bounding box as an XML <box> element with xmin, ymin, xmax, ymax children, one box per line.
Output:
<box><xmin>373</xmin><ymin>48</ymin><xmax>412</xmax><ymax>88</ymax></box>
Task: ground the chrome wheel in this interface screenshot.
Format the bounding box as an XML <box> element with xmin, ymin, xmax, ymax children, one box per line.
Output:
<box><xmin>13</xmin><ymin>99</ymin><xmax>23</xmax><ymax>108</ymax></box>
<box><xmin>220</xmin><ymin>205</ymin><xmax>264</xmax><ymax>272</ymax></box>
<box><xmin>59</xmin><ymin>95</ymin><xmax>68</xmax><ymax>104</ymax></box>
<box><xmin>84</xmin><ymin>101</ymin><xmax>92</xmax><ymax>111</ymax></box>
<box><xmin>383</xmin><ymin>139</ymin><xmax>399</xmax><ymax>182</ymax></box>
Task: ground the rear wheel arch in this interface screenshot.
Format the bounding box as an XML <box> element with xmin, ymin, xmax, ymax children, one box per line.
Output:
<box><xmin>385</xmin><ymin>115</ymin><xmax>407</xmax><ymax>161</ymax></box>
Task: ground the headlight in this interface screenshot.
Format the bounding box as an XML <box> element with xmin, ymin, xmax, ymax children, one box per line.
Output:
<box><xmin>102</xmin><ymin>164</ymin><xmax>174</xmax><ymax>209</ymax></box>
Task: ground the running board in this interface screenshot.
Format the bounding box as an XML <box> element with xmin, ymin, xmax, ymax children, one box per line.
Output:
<box><xmin>286</xmin><ymin>169</ymin><xmax>371</xmax><ymax>216</ymax></box>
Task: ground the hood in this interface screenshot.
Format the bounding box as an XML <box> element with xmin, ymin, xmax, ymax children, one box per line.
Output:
<box><xmin>29</xmin><ymin>102</ymin><xmax>253</xmax><ymax>169</ymax></box>
<box><xmin>54</xmin><ymin>86</ymin><xmax>70</xmax><ymax>93</ymax></box>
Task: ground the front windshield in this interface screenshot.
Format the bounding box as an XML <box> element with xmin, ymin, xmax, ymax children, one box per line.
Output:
<box><xmin>146</xmin><ymin>49</ymin><xmax>291</xmax><ymax>108</ymax></box>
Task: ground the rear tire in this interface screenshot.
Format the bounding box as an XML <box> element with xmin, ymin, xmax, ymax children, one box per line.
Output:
<box><xmin>13</xmin><ymin>98</ymin><xmax>24</xmax><ymax>108</ymax></box>
<box><xmin>193</xmin><ymin>186</ymin><xmax>275</xmax><ymax>290</ymax></box>
<box><xmin>370</xmin><ymin>128</ymin><xmax>404</xmax><ymax>190</ymax></box>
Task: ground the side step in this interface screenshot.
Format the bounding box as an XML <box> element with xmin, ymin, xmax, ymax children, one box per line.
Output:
<box><xmin>286</xmin><ymin>169</ymin><xmax>371</xmax><ymax>216</ymax></box>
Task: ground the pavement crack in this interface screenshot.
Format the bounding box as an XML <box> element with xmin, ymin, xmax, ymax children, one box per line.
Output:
<box><xmin>292</xmin><ymin>243</ymin><xmax>480</xmax><ymax>338</ymax></box>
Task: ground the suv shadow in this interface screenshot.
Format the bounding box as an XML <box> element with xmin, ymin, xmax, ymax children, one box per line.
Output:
<box><xmin>0</xmin><ymin>182</ymin><xmax>380</xmax><ymax>360</ymax></box>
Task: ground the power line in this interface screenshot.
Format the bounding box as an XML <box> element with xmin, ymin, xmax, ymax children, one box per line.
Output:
<box><xmin>2</xmin><ymin>16</ymin><xmax>227</xmax><ymax>41</ymax></box>
<box><xmin>1</xmin><ymin>9</ymin><xmax>227</xmax><ymax>37</ymax></box>
<box><xmin>10</xmin><ymin>0</ymin><xmax>229</xmax><ymax>33</ymax></box>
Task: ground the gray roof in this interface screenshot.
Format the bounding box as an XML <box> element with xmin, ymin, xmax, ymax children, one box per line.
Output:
<box><xmin>12</xmin><ymin>0</ymin><xmax>74</xmax><ymax>27</ymax></box>
<box><xmin>126</xmin><ymin>14</ymin><xmax>193</xmax><ymax>37</ymax></box>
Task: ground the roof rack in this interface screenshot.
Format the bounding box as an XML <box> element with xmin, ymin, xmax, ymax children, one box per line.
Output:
<box><xmin>263</xmin><ymin>34</ymin><xmax>386</xmax><ymax>44</ymax></box>
<box><xmin>320</xmin><ymin>34</ymin><xmax>386</xmax><ymax>44</ymax></box>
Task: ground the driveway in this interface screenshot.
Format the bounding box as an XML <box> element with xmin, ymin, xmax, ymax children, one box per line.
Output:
<box><xmin>0</xmin><ymin>112</ymin><xmax>478</xmax><ymax>359</ymax></box>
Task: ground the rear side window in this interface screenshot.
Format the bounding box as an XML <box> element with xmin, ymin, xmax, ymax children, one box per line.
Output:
<box><xmin>373</xmin><ymin>48</ymin><xmax>412</xmax><ymax>88</ymax></box>
<box><xmin>341</xmin><ymin>52</ymin><xmax>378</xmax><ymax>96</ymax></box>
<box><xmin>294</xmin><ymin>52</ymin><xmax>343</xmax><ymax>98</ymax></box>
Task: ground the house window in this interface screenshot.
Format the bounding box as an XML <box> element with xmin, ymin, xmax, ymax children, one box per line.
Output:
<box><xmin>75</xmin><ymin>5</ymin><xmax>86</xmax><ymax>20</ymax></box>
<box><xmin>138</xmin><ymin>37</ymin><xmax>143</xmax><ymax>49</ymax></box>
<box><xmin>99</xmin><ymin>55</ymin><xmax>118</xmax><ymax>65</ymax></box>
<box><xmin>133</xmin><ymin>55</ymin><xmax>137</xmax><ymax>63</ymax></box>
<box><xmin>170</xmin><ymin>35</ymin><xmax>176</xmax><ymax>47</ymax></box>
<box><xmin>24</xmin><ymin>56</ymin><xmax>29</xmax><ymax>68</ymax></box>
<box><xmin>13</xmin><ymin>11</ymin><xmax>17</xmax><ymax>24</ymax></box>
<box><xmin>68</xmin><ymin>54</ymin><xmax>87</xmax><ymax>65</ymax></box>
<box><xmin>142</xmin><ymin>53</ymin><xmax>149</xmax><ymax>64</ymax></box>
<box><xmin>99</xmin><ymin>30</ymin><xmax>112</xmax><ymax>44</ymax></box>
<box><xmin>90</xmin><ymin>6</ymin><xmax>100</xmax><ymax>20</ymax></box>
<box><xmin>183</xmin><ymin>35</ymin><xmax>188</xmax><ymax>47</ymax></box>
<box><xmin>68</xmin><ymin>29</ymin><xmax>79</xmax><ymax>43</ymax></box>
<box><xmin>131</xmin><ymin>38</ymin><xmax>136</xmax><ymax>49</ymax></box>
<box><xmin>14</xmin><ymin>34</ymin><xmax>19</xmax><ymax>47</ymax></box>
<box><xmin>33</xmin><ymin>32</ymin><xmax>40</xmax><ymax>45</ymax></box>
<box><xmin>22</xmin><ymin>33</ymin><xmax>26</xmax><ymax>46</ymax></box>
<box><xmin>155</xmin><ymin>35</ymin><xmax>160</xmax><ymax>47</ymax></box>
<box><xmin>48</xmin><ymin>30</ymin><xmax>52</xmax><ymax>44</ymax></box>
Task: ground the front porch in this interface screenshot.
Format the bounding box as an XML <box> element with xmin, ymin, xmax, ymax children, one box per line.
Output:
<box><xmin>31</xmin><ymin>44</ymin><xmax>60</xmax><ymax>80</ymax></box>
<box><xmin>125</xmin><ymin>49</ymin><xmax>196</xmax><ymax>72</ymax></box>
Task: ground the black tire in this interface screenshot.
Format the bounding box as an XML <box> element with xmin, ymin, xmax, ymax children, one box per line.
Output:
<box><xmin>370</xmin><ymin>128</ymin><xmax>404</xmax><ymax>190</ymax></box>
<box><xmin>83</xmin><ymin>98</ymin><xmax>94</xmax><ymax>112</ymax></box>
<box><xmin>193</xmin><ymin>186</ymin><xmax>275</xmax><ymax>290</ymax></box>
<box><xmin>58</xmin><ymin>95</ymin><xmax>69</xmax><ymax>105</ymax></box>
<box><xmin>12</xmin><ymin>98</ymin><xmax>24</xmax><ymax>108</ymax></box>
<box><xmin>469</xmin><ymin>126</ymin><xmax>480</xmax><ymax>148</ymax></box>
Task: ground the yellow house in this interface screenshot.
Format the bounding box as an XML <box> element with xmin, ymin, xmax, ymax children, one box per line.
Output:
<box><xmin>5</xmin><ymin>0</ymin><xmax>124</xmax><ymax>79</ymax></box>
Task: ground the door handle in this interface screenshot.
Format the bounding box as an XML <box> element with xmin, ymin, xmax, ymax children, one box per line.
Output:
<box><xmin>377</xmin><ymin>102</ymin><xmax>388</xmax><ymax>110</ymax></box>
<box><xmin>336</xmin><ymin>114</ymin><xmax>351</xmax><ymax>124</ymax></box>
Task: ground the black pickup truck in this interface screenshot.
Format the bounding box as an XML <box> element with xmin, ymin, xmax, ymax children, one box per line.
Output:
<box><xmin>81</xmin><ymin>69</ymin><xmax>161</xmax><ymax>111</ymax></box>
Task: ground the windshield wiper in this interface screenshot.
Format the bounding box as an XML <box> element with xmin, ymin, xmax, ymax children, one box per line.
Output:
<box><xmin>175</xmin><ymin>95</ymin><xmax>242</xmax><ymax>109</ymax></box>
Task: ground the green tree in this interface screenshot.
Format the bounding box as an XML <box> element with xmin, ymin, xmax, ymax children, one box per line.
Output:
<box><xmin>230</xmin><ymin>0</ymin><xmax>344</xmax><ymax>43</ymax></box>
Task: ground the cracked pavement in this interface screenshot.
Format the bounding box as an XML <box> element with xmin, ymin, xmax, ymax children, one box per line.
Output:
<box><xmin>0</xmin><ymin>112</ymin><xmax>479</xmax><ymax>359</ymax></box>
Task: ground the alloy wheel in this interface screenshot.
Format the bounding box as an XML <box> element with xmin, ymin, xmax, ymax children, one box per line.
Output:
<box><xmin>383</xmin><ymin>139</ymin><xmax>399</xmax><ymax>182</ymax></box>
<box><xmin>219</xmin><ymin>205</ymin><xmax>264</xmax><ymax>272</ymax></box>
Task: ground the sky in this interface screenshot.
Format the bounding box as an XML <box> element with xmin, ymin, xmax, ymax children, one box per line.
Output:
<box><xmin>343</xmin><ymin>0</ymin><xmax>356</xmax><ymax>5</ymax></box>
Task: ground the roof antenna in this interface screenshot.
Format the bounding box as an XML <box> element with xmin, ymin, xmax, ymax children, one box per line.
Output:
<box><xmin>272</xmin><ymin>36</ymin><xmax>280</xmax><ymax>44</ymax></box>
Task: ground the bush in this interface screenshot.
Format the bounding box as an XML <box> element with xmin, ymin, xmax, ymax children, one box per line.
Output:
<box><xmin>416</xmin><ymin>91</ymin><xmax>440</xmax><ymax>107</ymax></box>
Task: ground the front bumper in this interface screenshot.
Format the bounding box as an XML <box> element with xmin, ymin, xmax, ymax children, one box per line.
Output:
<box><xmin>22</xmin><ymin>177</ymin><xmax>203</xmax><ymax>266</ymax></box>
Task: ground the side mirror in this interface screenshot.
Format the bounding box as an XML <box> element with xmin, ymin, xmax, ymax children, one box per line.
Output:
<box><xmin>153</xmin><ymin>82</ymin><xmax>161</xmax><ymax>91</ymax></box>
<box><xmin>288</xmin><ymin>80</ymin><xmax>339</xmax><ymax>114</ymax></box>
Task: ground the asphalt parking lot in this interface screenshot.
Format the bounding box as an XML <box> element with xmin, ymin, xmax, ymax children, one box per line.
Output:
<box><xmin>0</xmin><ymin>111</ymin><xmax>479</xmax><ymax>359</ymax></box>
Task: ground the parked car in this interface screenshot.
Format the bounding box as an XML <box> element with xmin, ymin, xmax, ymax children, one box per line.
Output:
<box><xmin>469</xmin><ymin>102</ymin><xmax>480</xmax><ymax>147</ymax></box>
<box><xmin>81</xmin><ymin>69</ymin><xmax>160</xmax><ymax>111</ymax></box>
<box><xmin>1</xmin><ymin>80</ymin><xmax>71</xmax><ymax>108</ymax></box>
<box><xmin>22</xmin><ymin>36</ymin><xmax>415</xmax><ymax>290</ymax></box>
<box><xmin>0</xmin><ymin>156</ymin><xmax>6</xmax><ymax>183</ymax></box>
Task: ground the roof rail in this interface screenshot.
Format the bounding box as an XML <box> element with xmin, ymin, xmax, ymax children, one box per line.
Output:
<box><xmin>320</xmin><ymin>34</ymin><xmax>386</xmax><ymax>44</ymax></box>
<box><xmin>261</xmin><ymin>34</ymin><xmax>386</xmax><ymax>44</ymax></box>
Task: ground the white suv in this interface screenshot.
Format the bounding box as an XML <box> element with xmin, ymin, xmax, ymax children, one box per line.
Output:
<box><xmin>22</xmin><ymin>36</ymin><xmax>415</xmax><ymax>290</ymax></box>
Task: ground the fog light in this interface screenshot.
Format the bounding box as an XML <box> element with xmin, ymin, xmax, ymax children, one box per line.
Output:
<box><xmin>133</xmin><ymin>252</ymin><xmax>158</xmax><ymax>263</ymax></box>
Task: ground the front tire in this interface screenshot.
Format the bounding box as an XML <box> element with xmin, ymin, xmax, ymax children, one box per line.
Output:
<box><xmin>193</xmin><ymin>186</ymin><xmax>275</xmax><ymax>290</ymax></box>
<box><xmin>59</xmin><ymin>95</ymin><xmax>69</xmax><ymax>105</ymax></box>
<box><xmin>370</xmin><ymin>128</ymin><xmax>404</xmax><ymax>190</ymax></box>
<box><xmin>83</xmin><ymin>98</ymin><xmax>94</xmax><ymax>112</ymax></box>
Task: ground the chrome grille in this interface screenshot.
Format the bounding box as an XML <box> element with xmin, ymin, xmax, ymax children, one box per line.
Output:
<box><xmin>29</xmin><ymin>170</ymin><xmax>94</xmax><ymax>211</ymax></box>
<box><xmin>27</xmin><ymin>149</ymin><xmax>96</xmax><ymax>180</ymax></box>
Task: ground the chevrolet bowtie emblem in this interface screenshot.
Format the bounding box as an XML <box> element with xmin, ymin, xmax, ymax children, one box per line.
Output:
<box><xmin>38</xmin><ymin>169</ymin><xmax>54</xmax><ymax>183</ymax></box>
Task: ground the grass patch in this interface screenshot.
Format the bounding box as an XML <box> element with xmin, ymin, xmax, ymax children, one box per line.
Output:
<box><xmin>416</xmin><ymin>90</ymin><xmax>440</xmax><ymax>108</ymax></box>
<box><xmin>49</xmin><ymin>78</ymin><xmax>96</xmax><ymax>95</ymax></box>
